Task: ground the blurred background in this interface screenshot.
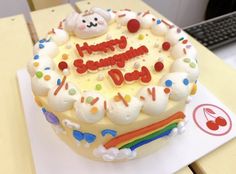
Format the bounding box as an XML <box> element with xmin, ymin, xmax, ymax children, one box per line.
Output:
<box><xmin>0</xmin><ymin>0</ymin><xmax>231</xmax><ymax>27</ymax></box>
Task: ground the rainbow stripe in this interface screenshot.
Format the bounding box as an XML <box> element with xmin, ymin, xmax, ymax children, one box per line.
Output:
<box><xmin>104</xmin><ymin>112</ymin><xmax>185</xmax><ymax>151</ymax></box>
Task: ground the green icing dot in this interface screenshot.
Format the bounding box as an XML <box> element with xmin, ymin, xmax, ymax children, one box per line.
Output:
<box><xmin>190</xmin><ymin>62</ymin><xmax>196</xmax><ymax>68</ymax></box>
<box><xmin>95</xmin><ymin>84</ymin><xmax>102</xmax><ymax>91</ymax></box>
<box><xmin>86</xmin><ymin>96</ymin><xmax>93</xmax><ymax>104</ymax></box>
<box><xmin>69</xmin><ymin>88</ymin><xmax>76</xmax><ymax>95</ymax></box>
<box><xmin>183</xmin><ymin>58</ymin><xmax>190</xmax><ymax>63</ymax></box>
<box><xmin>35</xmin><ymin>71</ymin><xmax>43</xmax><ymax>78</ymax></box>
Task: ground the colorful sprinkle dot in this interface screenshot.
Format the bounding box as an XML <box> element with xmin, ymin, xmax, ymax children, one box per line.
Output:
<box><xmin>179</xmin><ymin>37</ymin><xmax>184</xmax><ymax>41</ymax></box>
<box><xmin>189</xmin><ymin>62</ymin><xmax>196</xmax><ymax>68</ymax></box>
<box><xmin>34</xmin><ymin>55</ymin><xmax>39</xmax><ymax>60</ymax></box>
<box><xmin>95</xmin><ymin>84</ymin><xmax>102</xmax><ymax>91</ymax></box>
<box><xmin>164</xmin><ymin>88</ymin><xmax>170</xmax><ymax>94</ymax></box>
<box><xmin>44</xmin><ymin>75</ymin><xmax>51</xmax><ymax>81</ymax></box>
<box><xmin>165</xmin><ymin>80</ymin><xmax>172</xmax><ymax>87</ymax></box>
<box><xmin>127</xmin><ymin>19</ymin><xmax>140</xmax><ymax>33</ymax></box>
<box><xmin>86</xmin><ymin>96</ymin><xmax>93</xmax><ymax>104</ymax></box>
<box><xmin>44</xmin><ymin>67</ymin><xmax>50</xmax><ymax>70</ymax></box>
<box><xmin>69</xmin><ymin>88</ymin><xmax>76</xmax><ymax>95</ymax></box>
<box><xmin>39</xmin><ymin>39</ymin><xmax>45</xmax><ymax>43</ymax></box>
<box><xmin>138</xmin><ymin>34</ymin><xmax>144</xmax><ymax>40</ymax></box>
<box><xmin>33</xmin><ymin>62</ymin><xmax>39</xmax><ymax>67</ymax></box>
<box><xmin>90</xmin><ymin>107</ymin><xmax>98</xmax><ymax>114</ymax></box>
<box><xmin>124</xmin><ymin>95</ymin><xmax>131</xmax><ymax>103</ymax></box>
<box><xmin>35</xmin><ymin>71</ymin><xmax>43</xmax><ymax>78</ymax></box>
<box><xmin>183</xmin><ymin>78</ymin><xmax>189</xmax><ymax>86</ymax></box>
<box><xmin>58</xmin><ymin>61</ymin><xmax>68</xmax><ymax>71</ymax></box>
<box><xmin>57</xmin><ymin>79</ymin><xmax>61</xmax><ymax>85</ymax></box>
<box><xmin>62</xmin><ymin>53</ymin><xmax>69</xmax><ymax>60</ymax></box>
<box><xmin>162</xmin><ymin>42</ymin><xmax>171</xmax><ymax>51</ymax></box>
<box><xmin>191</xmin><ymin>84</ymin><xmax>197</xmax><ymax>95</ymax></box>
<box><xmin>183</xmin><ymin>58</ymin><xmax>191</xmax><ymax>63</ymax></box>
<box><xmin>156</xmin><ymin>19</ymin><xmax>161</xmax><ymax>24</ymax></box>
<box><xmin>154</xmin><ymin>61</ymin><xmax>164</xmax><ymax>72</ymax></box>
<box><xmin>114</xmin><ymin>95</ymin><xmax>121</xmax><ymax>102</ymax></box>
<box><xmin>39</xmin><ymin>44</ymin><xmax>44</xmax><ymax>49</ymax></box>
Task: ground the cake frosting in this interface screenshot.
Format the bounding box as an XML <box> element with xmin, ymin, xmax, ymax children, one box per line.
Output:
<box><xmin>27</xmin><ymin>7</ymin><xmax>199</xmax><ymax>162</ymax></box>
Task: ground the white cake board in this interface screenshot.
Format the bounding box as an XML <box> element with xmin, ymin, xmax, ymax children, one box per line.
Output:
<box><xmin>17</xmin><ymin>69</ymin><xmax>236</xmax><ymax>174</ymax></box>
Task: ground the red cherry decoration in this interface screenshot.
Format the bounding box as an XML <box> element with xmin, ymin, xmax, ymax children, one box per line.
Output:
<box><xmin>58</xmin><ymin>61</ymin><xmax>68</xmax><ymax>71</ymax></box>
<box><xmin>154</xmin><ymin>61</ymin><xmax>164</xmax><ymax>72</ymax></box>
<box><xmin>127</xmin><ymin>19</ymin><xmax>140</xmax><ymax>33</ymax></box>
<box><xmin>162</xmin><ymin>42</ymin><xmax>171</xmax><ymax>51</ymax></box>
<box><xmin>215</xmin><ymin>116</ymin><xmax>227</xmax><ymax>126</ymax></box>
<box><xmin>206</xmin><ymin>120</ymin><xmax>219</xmax><ymax>131</ymax></box>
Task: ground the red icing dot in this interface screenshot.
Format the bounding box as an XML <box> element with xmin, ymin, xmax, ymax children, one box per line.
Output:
<box><xmin>162</xmin><ymin>42</ymin><xmax>171</xmax><ymax>51</ymax></box>
<box><xmin>154</xmin><ymin>61</ymin><xmax>164</xmax><ymax>72</ymax></box>
<box><xmin>58</xmin><ymin>61</ymin><xmax>68</xmax><ymax>71</ymax></box>
<box><xmin>127</xmin><ymin>19</ymin><xmax>140</xmax><ymax>33</ymax></box>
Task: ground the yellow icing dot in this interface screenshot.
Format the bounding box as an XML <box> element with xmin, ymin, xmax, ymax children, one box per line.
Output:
<box><xmin>44</xmin><ymin>75</ymin><xmax>51</xmax><ymax>81</ymax></box>
<box><xmin>124</xmin><ymin>95</ymin><xmax>131</xmax><ymax>103</ymax></box>
<box><xmin>62</xmin><ymin>53</ymin><xmax>69</xmax><ymax>60</ymax></box>
<box><xmin>90</xmin><ymin>107</ymin><xmax>98</xmax><ymax>114</ymax></box>
<box><xmin>138</xmin><ymin>34</ymin><xmax>144</xmax><ymax>40</ymax></box>
<box><xmin>34</xmin><ymin>96</ymin><xmax>42</xmax><ymax>107</ymax></box>
<box><xmin>191</xmin><ymin>84</ymin><xmax>197</xmax><ymax>95</ymax></box>
<box><xmin>33</xmin><ymin>62</ymin><xmax>39</xmax><ymax>67</ymax></box>
<box><xmin>114</xmin><ymin>95</ymin><xmax>121</xmax><ymax>102</ymax></box>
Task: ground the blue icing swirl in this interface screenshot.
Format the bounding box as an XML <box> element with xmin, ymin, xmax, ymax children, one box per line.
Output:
<box><xmin>42</xmin><ymin>108</ymin><xmax>60</xmax><ymax>125</ymax></box>
<box><xmin>73</xmin><ymin>130</ymin><xmax>84</xmax><ymax>141</ymax></box>
<box><xmin>101</xmin><ymin>129</ymin><xmax>117</xmax><ymax>137</ymax></box>
<box><xmin>84</xmin><ymin>133</ymin><xmax>96</xmax><ymax>143</ymax></box>
<box><xmin>156</xmin><ymin>19</ymin><xmax>161</xmax><ymax>24</ymax></box>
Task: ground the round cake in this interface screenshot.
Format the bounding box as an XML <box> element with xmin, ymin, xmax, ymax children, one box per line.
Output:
<box><xmin>27</xmin><ymin>7</ymin><xmax>199</xmax><ymax>162</ymax></box>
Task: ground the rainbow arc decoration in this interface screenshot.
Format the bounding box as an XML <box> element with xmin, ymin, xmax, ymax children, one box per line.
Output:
<box><xmin>104</xmin><ymin>112</ymin><xmax>185</xmax><ymax>151</ymax></box>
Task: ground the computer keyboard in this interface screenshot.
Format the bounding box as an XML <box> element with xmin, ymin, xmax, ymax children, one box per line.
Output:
<box><xmin>184</xmin><ymin>11</ymin><xmax>236</xmax><ymax>50</ymax></box>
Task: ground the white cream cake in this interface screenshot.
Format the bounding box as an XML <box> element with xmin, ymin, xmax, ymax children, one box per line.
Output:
<box><xmin>27</xmin><ymin>7</ymin><xmax>199</xmax><ymax>162</ymax></box>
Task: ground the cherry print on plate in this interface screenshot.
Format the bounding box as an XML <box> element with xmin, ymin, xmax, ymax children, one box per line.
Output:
<box><xmin>193</xmin><ymin>104</ymin><xmax>232</xmax><ymax>136</ymax></box>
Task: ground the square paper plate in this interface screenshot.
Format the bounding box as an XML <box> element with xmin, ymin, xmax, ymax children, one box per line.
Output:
<box><xmin>17</xmin><ymin>69</ymin><xmax>236</xmax><ymax>174</ymax></box>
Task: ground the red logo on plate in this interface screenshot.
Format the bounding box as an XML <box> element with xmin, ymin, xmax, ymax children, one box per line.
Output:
<box><xmin>193</xmin><ymin>104</ymin><xmax>232</xmax><ymax>136</ymax></box>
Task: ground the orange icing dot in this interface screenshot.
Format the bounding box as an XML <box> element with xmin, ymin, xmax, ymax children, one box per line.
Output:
<box><xmin>114</xmin><ymin>95</ymin><xmax>121</xmax><ymax>102</ymax></box>
<box><xmin>44</xmin><ymin>75</ymin><xmax>51</xmax><ymax>81</ymax></box>
<box><xmin>90</xmin><ymin>107</ymin><xmax>98</xmax><ymax>114</ymax></box>
<box><xmin>33</xmin><ymin>62</ymin><xmax>39</xmax><ymax>67</ymax></box>
<box><xmin>164</xmin><ymin>88</ymin><xmax>170</xmax><ymax>94</ymax></box>
<box><xmin>62</xmin><ymin>53</ymin><xmax>69</xmax><ymax>60</ymax></box>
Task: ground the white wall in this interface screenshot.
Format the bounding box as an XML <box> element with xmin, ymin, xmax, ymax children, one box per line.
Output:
<box><xmin>0</xmin><ymin>0</ymin><xmax>31</xmax><ymax>20</ymax></box>
<box><xmin>0</xmin><ymin>0</ymin><xmax>209</xmax><ymax>27</ymax></box>
<box><xmin>144</xmin><ymin>0</ymin><xmax>209</xmax><ymax>27</ymax></box>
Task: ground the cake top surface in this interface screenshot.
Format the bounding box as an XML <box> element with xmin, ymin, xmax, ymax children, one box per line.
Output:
<box><xmin>28</xmin><ymin>7</ymin><xmax>199</xmax><ymax>125</ymax></box>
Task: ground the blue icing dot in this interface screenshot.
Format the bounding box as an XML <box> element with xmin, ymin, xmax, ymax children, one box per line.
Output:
<box><xmin>73</xmin><ymin>130</ymin><xmax>84</xmax><ymax>141</ymax></box>
<box><xmin>43</xmin><ymin>110</ymin><xmax>60</xmax><ymax>125</ymax></box>
<box><xmin>183</xmin><ymin>78</ymin><xmax>189</xmax><ymax>86</ymax></box>
<box><xmin>101</xmin><ymin>129</ymin><xmax>117</xmax><ymax>137</ymax></box>
<box><xmin>39</xmin><ymin>39</ymin><xmax>45</xmax><ymax>43</ymax></box>
<box><xmin>39</xmin><ymin>44</ymin><xmax>44</xmax><ymax>49</ymax></box>
<box><xmin>44</xmin><ymin>67</ymin><xmax>50</xmax><ymax>70</ymax></box>
<box><xmin>57</xmin><ymin>79</ymin><xmax>61</xmax><ymax>85</ymax></box>
<box><xmin>84</xmin><ymin>133</ymin><xmax>96</xmax><ymax>143</ymax></box>
<box><xmin>156</xmin><ymin>19</ymin><xmax>161</xmax><ymax>24</ymax></box>
<box><xmin>165</xmin><ymin>80</ymin><xmax>172</xmax><ymax>87</ymax></box>
<box><xmin>42</xmin><ymin>108</ymin><xmax>46</xmax><ymax>113</ymax></box>
<box><xmin>34</xmin><ymin>55</ymin><xmax>39</xmax><ymax>60</ymax></box>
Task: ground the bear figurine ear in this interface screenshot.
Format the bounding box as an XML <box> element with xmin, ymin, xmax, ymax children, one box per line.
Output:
<box><xmin>64</xmin><ymin>12</ymin><xmax>81</xmax><ymax>33</ymax></box>
<box><xmin>91</xmin><ymin>7</ymin><xmax>111</xmax><ymax>22</ymax></box>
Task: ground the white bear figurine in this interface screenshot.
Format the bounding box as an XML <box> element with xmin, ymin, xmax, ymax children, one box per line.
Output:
<box><xmin>64</xmin><ymin>8</ymin><xmax>111</xmax><ymax>39</ymax></box>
